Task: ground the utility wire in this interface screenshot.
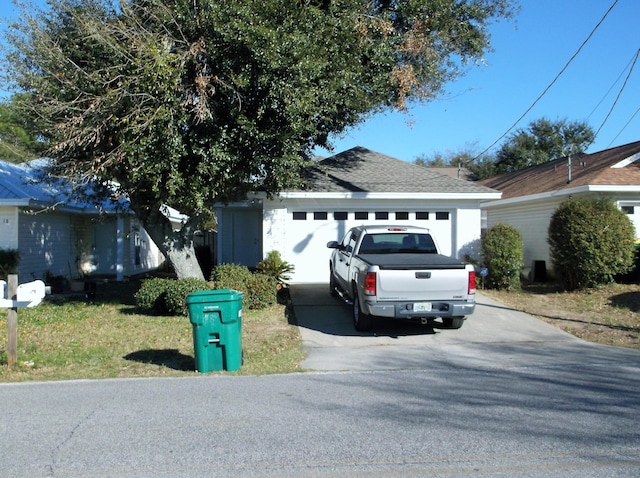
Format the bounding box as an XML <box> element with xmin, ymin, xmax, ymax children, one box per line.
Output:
<box><xmin>594</xmin><ymin>48</ymin><xmax>639</xmax><ymax>139</ymax></box>
<box><xmin>607</xmin><ymin>104</ymin><xmax>640</xmax><ymax>148</ymax></box>
<box><xmin>473</xmin><ymin>0</ymin><xmax>619</xmax><ymax>160</ymax></box>
<box><xmin>586</xmin><ymin>51</ymin><xmax>637</xmax><ymax>121</ymax></box>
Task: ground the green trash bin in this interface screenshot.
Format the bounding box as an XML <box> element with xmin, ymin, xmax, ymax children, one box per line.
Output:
<box><xmin>186</xmin><ymin>289</ymin><xmax>243</xmax><ymax>373</ymax></box>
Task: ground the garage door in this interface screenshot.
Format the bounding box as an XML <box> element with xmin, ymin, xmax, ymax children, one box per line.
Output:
<box><xmin>285</xmin><ymin>208</ymin><xmax>453</xmax><ymax>283</ymax></box>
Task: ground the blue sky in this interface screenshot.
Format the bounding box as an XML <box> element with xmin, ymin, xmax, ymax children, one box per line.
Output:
<box><xmin>1</xmin><ymin>1</ymin><xmax>638</xmax><ymax>161</ymax></box>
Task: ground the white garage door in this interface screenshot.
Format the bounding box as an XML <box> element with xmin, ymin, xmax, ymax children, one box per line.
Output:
<box><xmin>284</xmin><ymin>208</ymin><xmax>453</xmax><ymax>283</ymax></box>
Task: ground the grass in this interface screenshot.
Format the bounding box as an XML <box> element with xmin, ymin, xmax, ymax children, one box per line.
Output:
<box><xmin>2</xmin><ymin>279</ymin><xmax>639</xmax><ymax>382</ymax></box>
<box><xmin>0</xmin><ymin>279</ymin><xmax>305</xmax><ymax>382</ymax></box>
<box><xmin>481</xmin><ymin>281</ymin><xmax>640</xmax><ymax>349</ymax></box>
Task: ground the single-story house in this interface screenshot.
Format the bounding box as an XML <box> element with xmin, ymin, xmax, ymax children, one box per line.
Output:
<box><xmin>215</xmin><ymin>147</ymin><xmax>501</xmax><ymax>282</ymax></box>
<box><xmin>0</xmin><ymin>159</ymin><xmax>165</xmax><ymax>284</ymax></box>
<box><xmin>480</xmin><ymin>140</ymin><xmax>640</xmax><ymax>280</ymax></box>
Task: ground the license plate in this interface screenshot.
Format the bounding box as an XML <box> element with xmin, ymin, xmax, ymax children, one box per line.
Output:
<box><xmin>413</xmin><ymin>302</ymin><xmax>432</xmax><ymax>312</ymax></box>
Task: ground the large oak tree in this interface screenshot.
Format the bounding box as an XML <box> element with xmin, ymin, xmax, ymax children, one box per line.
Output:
<box><xmin>3</xmin><ymin>0</ymin><xmax>516</xmax><ymax>278</ymax></box>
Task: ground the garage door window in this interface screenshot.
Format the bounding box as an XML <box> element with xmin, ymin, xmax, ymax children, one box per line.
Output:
<box><xmin>334</xmin><ymin>211</ymin><xmax>348</xmax><ymax>220</ymax></box>
<box><xmin>436</xmin><ymin>212</ymin><xmax>449</xmax><ymax>220</ymax></box>
<box><xmin>314</xmin><ymin>212</ymin><xmax>328</xmax><ymax>220</ymax></box>
<box><xmin>416</xmin><ymin>212</ymin><xmax>429</xmax><ymax>220</ymax></box>
<box><xmin>292</xmin><ymin>212</ymin><xmax>307</xmax><ymax>220</ymax></box>
<box><xmin>395</xmin><ymin>212</ymin><xmax>409</xmax><ymax>220</ymax></box>
<box><xmin>355</xmin><ymin>211</ymin><xmax>368</xmax><ymax>220</ymax></box>
<box><xmin>375</xmin><ymin>211</ymin><xmax>389</xmax><ymax>220</ymax></box>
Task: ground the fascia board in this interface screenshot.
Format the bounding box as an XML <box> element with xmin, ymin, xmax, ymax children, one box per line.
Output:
<box><xmin>275</xmin><ymin>191</ymin><xmax>502</xmax><ymax>200</ymax></box>
<box><xmin>482</xmin><ymin>184</ymin><xmax>640</xmax><ymax>208</ymax></box>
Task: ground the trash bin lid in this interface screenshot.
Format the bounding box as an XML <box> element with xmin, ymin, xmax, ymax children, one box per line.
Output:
<box><xmin>186</xmin><ymin>289</ymin><xmax>244</xmax><ymax>304</ymax></box>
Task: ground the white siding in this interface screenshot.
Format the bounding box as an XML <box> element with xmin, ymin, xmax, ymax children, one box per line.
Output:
<box><xmin>0</xmin><ymin>206</ymin><xmax>18</xmax><ymax>249</ymax></box>
<box><xmin>484</xmin><ymin>198</ymin><xmax>561</xmax><ymax>276</ymax></box>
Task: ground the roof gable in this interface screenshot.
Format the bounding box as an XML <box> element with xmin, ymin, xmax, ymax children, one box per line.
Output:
<box><xmin>302</xmin><ymin>146</ymin><xmax>496</xmax><ymax>195</ymax></box>
<box><xmin>480</xmin><ymin>141</ymin><xmax>640</xmax><ymax>200</ymax></box>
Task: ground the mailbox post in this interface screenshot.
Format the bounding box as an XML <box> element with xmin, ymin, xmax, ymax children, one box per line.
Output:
<box><xmin>1</xmin><ymin>275</ymin><xmax>46</xmax><ymax>366</ymax></box>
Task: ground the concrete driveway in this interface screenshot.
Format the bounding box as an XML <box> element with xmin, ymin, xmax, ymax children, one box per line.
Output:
<box><xmin>290</xmin><ymin>283</ymin><xmax>640</xmax><ymax>371</ymax></box>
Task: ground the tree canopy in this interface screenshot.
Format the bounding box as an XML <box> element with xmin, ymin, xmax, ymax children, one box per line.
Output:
<box><xmin>3</xmin><ymin>0</ymin><xmax>516</xmax><ymax>277</ymax></box>
<box><xmin>0</xmin><ymin>95</ymin><xmax>46</xmax><ymax>162</ymax></box>
<box><xmin>494</xmin><ymin>117</ymin><xmax>595</xmax><ymax>174</ymax></box>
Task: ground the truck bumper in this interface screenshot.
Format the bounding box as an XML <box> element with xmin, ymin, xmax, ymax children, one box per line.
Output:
<box><xmin>364</xmin><ymin>300</ymin><xmax>476</xmax><ymax>319</ymax></box>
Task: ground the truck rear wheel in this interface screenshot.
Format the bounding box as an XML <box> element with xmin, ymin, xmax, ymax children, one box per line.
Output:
<box><xmin>443</xmin><ymin>317</ymin><xmax>465</xmax><ymax>329</ymax></box>
<box><xmin>353</xmin><ymin>293</ymin><xmax>373</xmax><ymax>332</ymax></box>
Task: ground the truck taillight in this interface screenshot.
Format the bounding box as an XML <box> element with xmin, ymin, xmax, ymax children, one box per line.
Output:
<box><xmin>468</xmin><ymin>271</ymin><xmax>477</xmax><ymax>295</ymax></box>
<box><xmin>364</xmin><ymin>272</ymin><xmax>377</xmax><ymax>296</ymax></box>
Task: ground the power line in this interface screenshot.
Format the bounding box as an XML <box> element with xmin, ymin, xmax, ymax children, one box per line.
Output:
<box><xmin>473</xmin><ymin>0</ymin><xmax>619</xmax><ymax>160</ymax></box>
<box><xmin>594</xmin><ymin>48</ymin><xmax>639</xmax><ymax>139</ymax></box>
<box><xmin>586</xmin><ymin>51</ymin><xmax>637</xmax><ymax>121</ymax></box>
<box><xmin>607</xmin><ymin>104</ymin><xmax>640</xmax><ymax>148</ymax></box>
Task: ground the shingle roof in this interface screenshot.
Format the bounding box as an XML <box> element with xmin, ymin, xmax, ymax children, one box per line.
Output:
<box><xmin>480</xmin><ymin>140</ymin><xmax>640</xmax><ymax>200</ymax></box>
<box><xmin>301</xmin><ymin>146</ymin><xmax>497</xmax><ymax>194</ymax></box>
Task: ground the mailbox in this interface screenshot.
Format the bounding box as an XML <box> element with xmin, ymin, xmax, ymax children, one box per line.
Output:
<box><xmin>0</xmin><ymin>279</ymin><xmax>46</xmax><ymax>308</ymax></box>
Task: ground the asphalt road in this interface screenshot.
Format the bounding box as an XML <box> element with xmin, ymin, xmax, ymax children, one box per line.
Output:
<box><xmin>1</xmin><ymin>284</ymin><xmax>639</xmax><ymax>477</ymax></box>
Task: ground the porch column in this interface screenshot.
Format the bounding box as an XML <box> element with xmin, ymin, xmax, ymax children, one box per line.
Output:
<box><xmin>116</xmin><ymin>215</ymin><xmax>124</xmax><ymax>281</ymax></box>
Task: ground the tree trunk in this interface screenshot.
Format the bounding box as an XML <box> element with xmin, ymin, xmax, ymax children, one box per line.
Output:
<box><xmin>141</xmin><ymin>214</ymin><xmax>206</xmax><ymax>281</ymax></box>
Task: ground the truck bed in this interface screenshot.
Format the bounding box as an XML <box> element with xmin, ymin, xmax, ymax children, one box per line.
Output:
<box><xmin>356</xmin><ymin>253</ymin><xmax>468</xmax><ymax>270</ymax></box>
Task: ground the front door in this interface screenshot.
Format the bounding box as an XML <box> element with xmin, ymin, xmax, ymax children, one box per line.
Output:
<box><xmin>231</xmin><ymin>209</ymin><xmax>263</xmax><ymax>267</ymax></box>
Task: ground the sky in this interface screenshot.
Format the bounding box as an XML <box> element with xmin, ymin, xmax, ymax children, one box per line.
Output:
<box><xmin>1</xmin><ymin>0</ymin><xmax>638</xmax><ymax>162</ymax></box>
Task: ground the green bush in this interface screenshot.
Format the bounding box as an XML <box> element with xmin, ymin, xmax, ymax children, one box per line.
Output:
<box><xmin>481</xmin><ymin>223</ymin><xmax>523</xmax><ymax>290</ymax></box>
<box><xmin>245</xmin><ymin>273</ymin><xmax>278</xmax><ymax>309</ymax></box>
<box><xmin>211</xmin><ymin>263</ymin><xmax>277</xmax><ymax>310</ymax></box>
<box><xmin>135</xmin><ymin>277</ymin><xmax>209</xmax><ymax>315</ymax></box>
<box><xmin>256</xmin><ymin>250</ymin><xmax>294</xmax><ymax>284</ymax></box>
<box><xmin>548</xmin><ymin>196</ymin><xmax>635</xmax><ymax>291</ymax></box>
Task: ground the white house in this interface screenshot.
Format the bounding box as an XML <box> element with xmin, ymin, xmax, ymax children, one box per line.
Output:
<box><xmin>480</xmin><ymin>140</ymin><xmax>640</xmax><ymax>280</ymax></box>
<box><xmin>0</xmin><ymin>159</ymin><xmax>165</xmax><ymax>283</ymax></box>
<box><xmin>216</xmin><ymin>147</ymin><xmax>501</xmax><ymax>282</ymax></box>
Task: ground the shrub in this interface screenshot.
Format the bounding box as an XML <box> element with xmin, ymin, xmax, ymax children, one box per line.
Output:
<box><xmin>548</xmin><ymin>196</ymin><xmax>635</xmax><ymax>291</ymax></box>
<box><xmin>135</xmin><ymin>277</ymin><xmax>209</xmax><ymax>315</ymax></box>
<box><xmin>481</xmin><ymin>223</ymin><xmax>523</xmax><ymax>290</ymax></box>
<box><xmin>245</xmin><ymin>273</ymin><xmax>278</xmax><ymax>309</ymax></box>
<box><xmin>211</xmin><ymin>263</ymin><xmax>278</xmax><ymax>310</ymax></box>
<box><xmin>256</xmin><ymin>250</ymin><xmax>295</xmax><ymax>285</ymax></box>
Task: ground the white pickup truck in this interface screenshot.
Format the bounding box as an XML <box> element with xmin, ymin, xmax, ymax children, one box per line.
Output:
<box><xmin>327</xmin><ymin>225</ymin><xmax>476</xmax><ymax>331</ymax></box>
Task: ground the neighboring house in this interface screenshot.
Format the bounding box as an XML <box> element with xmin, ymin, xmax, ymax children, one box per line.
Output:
<box><xmin>215</xmin><ymin>147</ymin><xmax>501</xmax><ymax>282</ymax></box>
<box><xmin>0</xmin><ymin>159</ymin><xmax>165</xmax><ymax>283</ymax></box>
<box><xmin>480</xmin><ymin>140</ymin><xmax>640</xmax><ymax>280</ymax></box>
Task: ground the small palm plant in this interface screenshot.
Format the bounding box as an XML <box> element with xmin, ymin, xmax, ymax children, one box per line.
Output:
<box><xmin>256</xmin><ymin>250</ymin><xmax>295</xmax><ymax>286</ymax></box>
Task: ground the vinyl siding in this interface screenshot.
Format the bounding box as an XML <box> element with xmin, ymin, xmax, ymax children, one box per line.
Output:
<box><xmin>484</xmin><ymin>198</ymin><xmax>561</xmax><ymax>275</ymax></box>
<box><xmin>18</xmin><ymin>210</ymin><xmax>75</xmax><ymax>281</ymax></box>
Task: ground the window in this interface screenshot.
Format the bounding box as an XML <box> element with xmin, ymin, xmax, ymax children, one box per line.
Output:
<box><xmin>375</xmin><ymin>211</ymin><xmax>389</xmax><ymax>220</ymax></box>
<box><xmin>292</xmin><ymin>212</ymin><xmax>307</xmax><ymax>220</ymax></box>
<box><xmin>416</xmin><ymin>212</ymin><xmax>429</xmax><ymax>220</ymax></box>
<box><xmin>355</xmin><ymin>211</ymin><xmax>368</xmax><ymax>220</ymax></box>
<box><xmin>314</xmin><ymin>211</ymin><xmax>328</xmax><ymax>220</ymax></box>
<box><xmin>621</xmin><ymin>206</ymin><xmax>635</xmax><ymax>214</ymax></box>
<box><xmin>395</xmin><ymin>212</ymin><xmax>409</xmax><ymax>220</ymax></box>
<box><xmin>436</xmin><ymin>212</ymin><xmax>449</xmax><ymax>220</ymax></box>
<box><xmin>334</xmin><ymin>211</ymin><xmax>348</xmax><ymax>220</ymax></box>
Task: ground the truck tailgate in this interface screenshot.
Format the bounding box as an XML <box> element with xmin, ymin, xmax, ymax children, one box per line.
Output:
<box><xmin>356</xmin><ymin>254</ymin><xmax>471</xmax><ymax>301</ymax></box>
<box><xmin>375</xmin><ymin>268</ymin><xmax>470</xmax><ymax>300</ymax></box>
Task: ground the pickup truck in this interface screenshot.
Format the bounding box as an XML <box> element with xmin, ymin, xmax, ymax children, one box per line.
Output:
<box><xmin>327</xmin><ymin>225</ymin><xmax>476</xmax><ymax>331</ymax></box>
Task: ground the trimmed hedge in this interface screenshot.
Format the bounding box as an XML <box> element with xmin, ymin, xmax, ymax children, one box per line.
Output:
<box><xmin>481</xmin><ymin>223</ymin><xmax>523</xmax><ymax>290</ymax></box>
<box><xmin>135</xmin><ymin>277</ymin><xmax>209</xmax><ymax>316</ymax></box>
<box><xmin>548</xmin><ymin>196</ymin><xmax>635</xmax><ymax>290</ymax></box>
<box><xmin>211</xmin><ymin>263</ymin><xmax>277</xmax><ymax>310</ymax></box>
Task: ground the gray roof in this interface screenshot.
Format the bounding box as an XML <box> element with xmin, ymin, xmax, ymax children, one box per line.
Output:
<box><xmin>301</xmin><ymin>147</ymin><xmax>497</xmax><ymax>194</ymax></box>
